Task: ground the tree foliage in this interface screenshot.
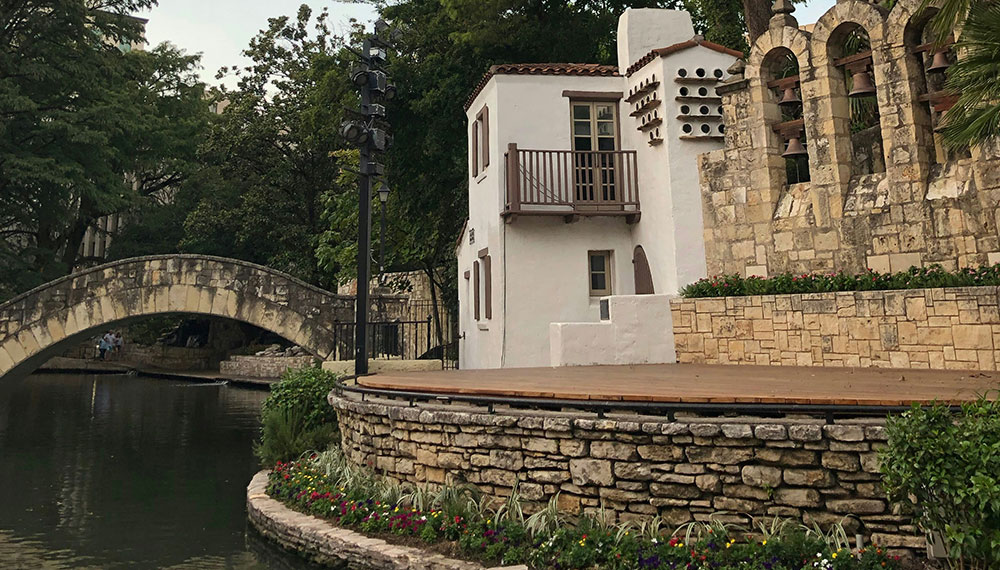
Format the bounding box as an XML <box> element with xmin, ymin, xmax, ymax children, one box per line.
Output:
<box><xmin>172</xmin><ymin>6</ymin><xmax>359</xmax><ymax>290</ymax></box>
<box><xmin>0</xmin><ymin>0</ymin><xmax>209</xmax><ymax>301</ymax></box>
<box><xmin>937</xmin><ymin>1</ymin><xmax>1000</xmax><ymax>149</ymax></box>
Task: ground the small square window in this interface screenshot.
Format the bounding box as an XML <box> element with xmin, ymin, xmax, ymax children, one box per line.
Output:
<box><xmin>588</xmin><ymin>251</ymin><xmax>612</xmax><ymax>296</ymax></box>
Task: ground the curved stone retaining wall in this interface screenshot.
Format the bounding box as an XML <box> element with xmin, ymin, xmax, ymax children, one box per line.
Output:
<box><xmin>246</xmin><ymin>471</ymin><xmax>518</xmax><ymax>570</ymax></box>
<box><xmin>332</xmin><ymin>394</ymin><xmax>924</xmax><ymax>552</ymax></box>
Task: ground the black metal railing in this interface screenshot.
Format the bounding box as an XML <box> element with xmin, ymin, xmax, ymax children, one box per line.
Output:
<box><xmin>331</xmin><ymin>317</ymin><xmax>457</xmax><ymax>367</ymax></box>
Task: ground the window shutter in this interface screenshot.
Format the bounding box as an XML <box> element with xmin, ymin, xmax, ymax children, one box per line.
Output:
<box><xmin>482</xmin><ymin>106</ymin><xmax>490</xmax><ymax>168</ymax></box>
<box><xmin>472</xmin><ymin>122</ymin><xmax>479</xmax><ymax>176</ymax></box>
<box><xmin>483</xmin><ymin>255</ymin><xmax>492</xmax><ymax>319</ymax></box>
<box><xmin>473</xmin><ymin>260</ymin><xmax>481</xmax><ymax>321</ymax></box>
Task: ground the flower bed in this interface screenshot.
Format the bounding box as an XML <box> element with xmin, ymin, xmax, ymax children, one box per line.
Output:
<box><xmin>680</xmin><ymin>264</ymin><xmax>1000</xmax><ymax>298</ymax></box>
<box><xmin>266</xmin><ymin>453</ymin><xmax>907</xmax><ymax>570</ymax></box>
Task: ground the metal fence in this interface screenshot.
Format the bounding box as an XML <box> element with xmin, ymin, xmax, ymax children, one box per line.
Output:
<box><xmin>330</xmin><ymin>316</ymin><xmax>458</xmax><ymax>368</ymax></box>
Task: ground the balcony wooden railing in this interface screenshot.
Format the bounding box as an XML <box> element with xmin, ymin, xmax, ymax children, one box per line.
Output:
<box><xmin>503</xmin><ymin>144</ymin><xmax>640</xmax><ymax>223</ymax></box>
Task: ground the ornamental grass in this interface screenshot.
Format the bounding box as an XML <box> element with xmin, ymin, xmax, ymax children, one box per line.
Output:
<box><xmin>266</xmin><ymin>450</ymin><xmax>904</xmax><ymax>570</ymax></box>
<box><xmin>680</xmin><ymin>264</ymin><xmax>1000</xmax><ymax>298</ymax></box>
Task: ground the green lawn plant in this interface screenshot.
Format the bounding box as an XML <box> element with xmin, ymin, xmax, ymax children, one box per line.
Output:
<box><xmin>681</xmin><ymin>263</ymin><xmax>1000</xmax><ymax>298</ymax></box>
<box><xmin>880</xmin><ymin>397</ymin><xmax>1000</xmax><ymax>570</ymax></box>
<box><xmin>255</xmin><ymin>366</ymin><xmax>340</xmax><ymax>466</ymax></box>
<box><xmin>267</xmin><ymin>448</ymin><xmax>904</xmax><ymax>570</ymax></box>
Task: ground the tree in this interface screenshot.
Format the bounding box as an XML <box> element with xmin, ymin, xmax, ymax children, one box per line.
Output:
<box><xmin>177</xmin><ymin>6</ymin><xmax>358</xmax><ymax>289</ymax></box>
<box><xmin>0</xmin><ymin>0</ymin><xmax>209</xmax><ymax>300</ymax></box>
<box><xmin>936</xmin><ymin>1</ymin><xmax>1000</xmax><ymax>149</ymax></box>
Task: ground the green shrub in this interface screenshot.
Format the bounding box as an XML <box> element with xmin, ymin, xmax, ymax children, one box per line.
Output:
<box><xmin>255</xmin><ymin>366</ymin><xmax>340</xmax><ymax>466</ymax></box>
<box><xmin>261</xmin><ymin>366</ymin><xmax>339</xmax><ymax>431</ymax></box>
<box><xmin>254</xmin><ymin>406</ymin><xmax>339</xmax><ymax>466</ymax></box>
<box><xmin>680</xmin><ymin>264</ymin><xmax>1000</xmax><ymax>298</ymax></box>
<box><xmin>881</xmin><ymin>397</ymin><xmax>1000</xmax><ymax>569</ymax></box>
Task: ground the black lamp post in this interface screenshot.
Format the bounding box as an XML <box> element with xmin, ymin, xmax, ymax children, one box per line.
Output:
<box><xmin>340</xmin><ymin>19</ymin><xmax>395</xmax><ymax>376</ymax></box>
<box><xmin>377</xmin><ymin>182</ymin><xmax>389</xmax><ymax>274</ymax></box>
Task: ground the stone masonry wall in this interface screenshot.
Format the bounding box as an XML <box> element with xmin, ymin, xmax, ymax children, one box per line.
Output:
<box><xmin>698</xmin><ymin>0</ymin><xmax>1000</xmax><ymax>281</ymax></box>
<box><xmin>671</xmin><ymin>286</ymin><xmax>1000</xmax><ymax>369</ymax></box>
<box><xmin>220</xmin><ymin>355</ymin><xmax>316</xmax><ymax>379</ymax></box>
<box><xmin>332</xmin><ymin>394</ymin><xmax>924</xmax><ymax>553</ymax></box>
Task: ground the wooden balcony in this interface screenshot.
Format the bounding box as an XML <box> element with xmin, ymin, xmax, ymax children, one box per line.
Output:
<box><xmin>503</xmin><ymin>144</ymin><xmax>640</xmax><ymax>223</ymax></box>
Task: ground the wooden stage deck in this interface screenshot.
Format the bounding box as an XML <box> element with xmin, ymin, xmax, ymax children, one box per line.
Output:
<box><xmin>357</xmin><ymin>363</ymin><xmax>1000</xmax><ymax>407</ymax></box>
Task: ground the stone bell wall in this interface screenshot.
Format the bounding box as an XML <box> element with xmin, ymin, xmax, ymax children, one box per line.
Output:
<box><xmin>332</xmin><ymin>393</ymin><xmax>924</xmax><ymax>553</ymax></box>
<box><xmin>671</xmin><ymin>286</ymin><xmax>1000</xmax><ymax>369</ymax></box>
<box><xmin>698</xmin><ymin>0</ymin><xmax>1000</xmax><ymax>280</ymax></box>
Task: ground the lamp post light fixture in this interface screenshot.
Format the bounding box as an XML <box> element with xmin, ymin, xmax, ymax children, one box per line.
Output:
<box><xmin>377</xmin><ymin>182</ymin><xmax>390</xmax><ymax>275</ymax></box>
<box><xmin>340</xmin><ymin>19</ymin><xmax>397</xmax><ymax>376</ymax></box>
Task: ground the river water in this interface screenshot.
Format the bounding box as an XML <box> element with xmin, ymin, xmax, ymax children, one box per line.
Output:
<box><xmin>0</xmin><ymin>372</ymin><xmax>321</xmax><ymax>569</ymax></box>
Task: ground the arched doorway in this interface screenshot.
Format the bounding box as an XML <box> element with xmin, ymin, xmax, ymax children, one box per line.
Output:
<box><xmin>632</xmin><ymin>245</ymin><xmax>654</xmax><ymax>294</ymax></box>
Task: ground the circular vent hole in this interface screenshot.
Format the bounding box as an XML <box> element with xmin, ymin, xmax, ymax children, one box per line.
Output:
<box><xmin>679</xmin><ymin>87</ymin><xmax>689</xmax><ymax>96</ymax></box>
<box><xmin>696</xmin><ymin>68</ymin><xmax>706</xmax><ymax>77</ymax></box>
<box><xmin>700</xmin><ymin>105</ymin><xmax>710</xmax><ymax>115</ymax></box>
<box><xmin>680</xmin><ymin>105</ymin><xmax>690</xmax><ymax>114</ymax></box>
<box><xmin>701</xmin><ymin>124</ymin><xmax>711</xmax><ymax>134</ymax></box>
<box><xmin>717</xmin><ymin>106</ymin><xmax>723</xmax><ymax>115</ymax></box>
<box><xmin>714</xmin><ymin>68</ymin><xmax>724</xmax><ymax>78</ymax></box>
<box><xmin>682</xmin><ymin>123</ymin><xmax>693</xmax><ymax>134</ymax></box>
<box><xmin>678</xmin><ymin>68</ymin><xmax>688</xmax><ymax>77</ymax></box>
<box><xmin>718</xmin><ymin>124</ymin><xmax>725</xmax><ymax>133</ymax></box>
<box><xmin>698</xmin><ymin>87</ymin><xmax>708</xmax><ymax>96</ymax></box>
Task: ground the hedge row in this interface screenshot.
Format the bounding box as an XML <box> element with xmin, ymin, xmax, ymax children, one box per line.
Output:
<box><xmin>680</xmin><ymin>264</ymin><xmax>1000</xmax><ymax>298</ymax></box>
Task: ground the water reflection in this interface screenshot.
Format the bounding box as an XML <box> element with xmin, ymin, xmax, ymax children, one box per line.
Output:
<box><xmin>0</xmin><ymin>373</ymin><xmax>321</xmax><ymax>569</ymax></box>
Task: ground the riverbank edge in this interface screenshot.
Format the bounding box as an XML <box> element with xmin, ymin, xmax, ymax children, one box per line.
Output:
<box><xmin>246</xmin><ymin>471</ymin><xmax>523</xmax><ymax>570</ymax></box>
<box><xmin>39</xmin><ymin>357</ymin><xmax>273</xmax><ymax>389</ymax></box>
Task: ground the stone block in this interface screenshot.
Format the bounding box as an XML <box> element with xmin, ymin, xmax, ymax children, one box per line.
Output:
<box><xmin>821</xmin><ymin>452</ymin><xmax>861</xmax><ymax>471</ymax></box>
<box><xmin>754</xmin><ymin>425</ymin><xmax>788</xmax><ymax>440</ymax></box>
<box><xmin>826</xmin><ymin>499</ymin><xmax>886</xmax><ymax>514</ymax></box>
<box><xmin>783</xmin><ymin>469</ymin><xmax>834</xmax><ymax>487</ymax></box>
<box><xmin>824</xmin><ymin>425</ymin><xmax>865</xmax><ymax>442</ymax></box>
<box><xmin>741</xmin><ymin>465</ymin><xmax>783</xmax><ymax>488</ymax></box>
<box><xmin>788</xmin><ymin>425</ymin><xmax>823</xmax><ymax>441</ymax></box>
<box><xmin>774</xmin><ymin>488</ymin><xmax>822</xmax><ymax>507</ymax></box>
<box><xmin>569</xmin><ymin>459</ymin><xmax>613</xmax><ymax>487</ymax></box>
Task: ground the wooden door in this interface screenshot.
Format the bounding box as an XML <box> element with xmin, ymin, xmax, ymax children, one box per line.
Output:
<box><xmin>633</xmin><ymin>245</ymin><xmax>654</xmax><ymax>294</ymax></box>
<box><xmin>571</xmin><ymin>101</ymin><xmax>618</xmax><ymax>205</ymax></box>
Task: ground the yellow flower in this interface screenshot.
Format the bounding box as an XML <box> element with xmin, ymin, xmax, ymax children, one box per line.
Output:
<box><xmin>762</xmin><ymin>540</ymin><xmax>767</xmax><ymax>546</ymax></box>
<box><xmin>832</xmin><ymin>552</ymin><xmax>838</xmax><ymax>559</ymax></box>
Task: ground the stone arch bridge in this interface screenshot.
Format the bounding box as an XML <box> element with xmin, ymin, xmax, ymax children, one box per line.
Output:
<box><xmin>0</xmin><ymin>255</ymin><xmax>356</xmax><ymax>379</ymax></box>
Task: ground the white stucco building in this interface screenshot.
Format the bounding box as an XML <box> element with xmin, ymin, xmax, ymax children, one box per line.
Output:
<box><xmin>456</xmin><ymin>9</ymin><xmax>740</xmax><ymax>369</ymax></box>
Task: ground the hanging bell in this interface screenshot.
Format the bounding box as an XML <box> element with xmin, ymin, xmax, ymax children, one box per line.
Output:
<box><xmin>927</xmin><ymin>50</ymin><xmax>950</xmax><ymax>73</ymax></box>
<box><xmin>849</xmin><ymin>69</ymin><xmax>877</xmax><ymax>98</ymax></box>
<box><xmin>782</xmin><ymin>136</ymin><xmax>807</xmax><ymax>158</ymax></box>
<box><xmin>778</xmin><ymin>86</ymin><xmax>801</xmax><ymax>107</ymax></box>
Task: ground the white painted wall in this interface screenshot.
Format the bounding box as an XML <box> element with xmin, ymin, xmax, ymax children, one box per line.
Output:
<box><xmin>550</xmin><ymin>295</ymin><xmax>677</xmax><ymax>366</ymax></box>
<box><xmin>623</xmin><ymin>49</ymin><xmax>737</xmax><ymax>296</ymax></box>
<box><xmin>616</xmin><ymin>9</ymin><xmax>695</xmax><ymax>72</ymax></box>
<box><xmin>504</xmin><ymin>216</ymin><xmax>635</xmax><ymax>368</ymax></box>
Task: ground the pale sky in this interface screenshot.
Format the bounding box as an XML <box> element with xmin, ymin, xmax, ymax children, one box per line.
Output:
<box><xmin>140</xmin><ymin>1</ymin><xmax>378</xmax><ymax>86</ymax></box>
<box><xmin>139</xmin><ymin>0</ymin><xmax>835</xmax><ymax>88</ymax></box>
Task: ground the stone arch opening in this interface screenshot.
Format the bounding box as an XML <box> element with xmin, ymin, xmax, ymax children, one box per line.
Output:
<box><xmin>763</xmin><ymin>47</ymin><xmax>811</xmax><ymax>185</ymax></box>
<box><xmin>0</xmin><ymin>256</ymin><xmax>354</xmax><ymax>380</ymax></box>
<box><xmin>903</xmin><ymin>10</ymin><xmax>967</xmax><ymax>165</ymax></box>
<box><xmin>828</xmin><ymin>23</ymin><xmax>886</xmax><ymax>177</ymax></box>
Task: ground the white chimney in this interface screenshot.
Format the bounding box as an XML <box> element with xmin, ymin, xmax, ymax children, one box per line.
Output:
<box><xmin>616</xmin><ymin>9</ymin><xmax>696</xmax><ymax>73</ymax></box>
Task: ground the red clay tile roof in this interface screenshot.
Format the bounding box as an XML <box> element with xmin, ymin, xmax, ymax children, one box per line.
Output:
<box><xmin>464</xmin><ymin>63</ymin><xmax>620</xmax><ymax>110</ymax></box>
<box><xmin>625</xmin><ymin>37</ymin><xmax>744</xmax><ymax>77</ymax></box>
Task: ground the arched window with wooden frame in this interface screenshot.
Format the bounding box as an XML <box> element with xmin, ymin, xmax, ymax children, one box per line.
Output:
<box><xmin>829</xmin><ymin>23</ymin><xmax>886</xmax><ymax>177</ymax></box>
